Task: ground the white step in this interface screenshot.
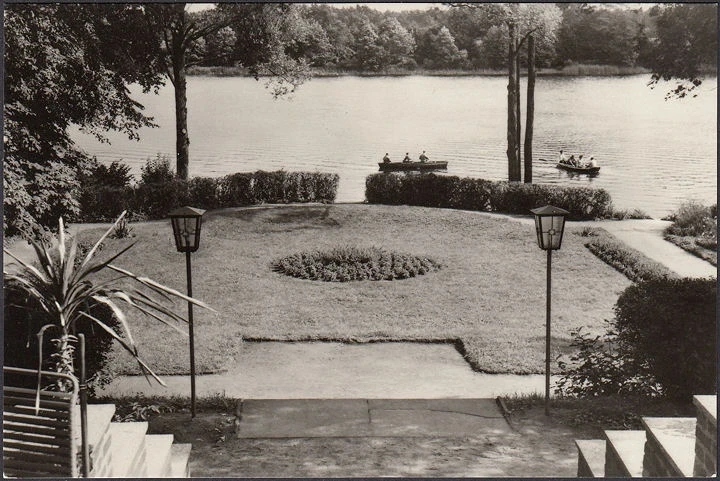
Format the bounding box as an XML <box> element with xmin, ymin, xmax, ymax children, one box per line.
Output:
<box><xmin>575</xmin><ymin>439</ymin><xmax>605</xmax><ymax>477</ymax></box>
<box><xmin>144</xmin><ymin>434</ymin><xmax>175</xmax><ymax>478</ymax></box>
<box><xmin>694</xmin><ymin>395</ymin><xmax>717</xmax><ymax>422</ymax></box>
<box><xmin>693</xmin><ymin>395</ymin><xmax>717</xmax><ymax>476</ymax></box>
<box><xmin>642</xmin><ymin>417</ymin><xmax>696</xmax><ymax>477</ymax></box>
<box><xmin>604</xmin><ymin>430</ymin><xmax>646</xmax><ymax>477</ymax></box>
<box><xmin>170</xmin><ymin>443</ymin><xmax>193</xmax><ymax>478</ymax></box>
<box><xmin>105</xmin><ymin>421</ymin><xmax>148</xmax><ymax>477</ymax></box>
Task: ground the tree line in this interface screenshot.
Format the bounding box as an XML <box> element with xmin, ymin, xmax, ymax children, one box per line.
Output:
<box><xmin>194</xmin><ymin>3</ymin><xmax>711</xmax><ymax>73</ymax></box>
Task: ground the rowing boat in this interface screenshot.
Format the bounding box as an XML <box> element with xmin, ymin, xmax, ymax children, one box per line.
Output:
<box><xmin>556</xmin><ymin>162</ymin><xmax>600</xmax><ymax>174</ymax></box>
<box><xmin>378</xmin><ymin>161</ymin><xmax>448</xmax><ymax>172</ymax></box>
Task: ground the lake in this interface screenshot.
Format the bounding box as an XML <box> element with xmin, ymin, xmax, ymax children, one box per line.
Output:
<box><xmin>71</xmin><ymin>74</ymin><xmax>717</xmax><ymax>218</ymax></box>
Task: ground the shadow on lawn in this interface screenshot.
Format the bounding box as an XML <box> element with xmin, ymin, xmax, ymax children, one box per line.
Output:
<box><xmin>212</xmin><ymin>205</ymin><xmax>341</xmax><ymax>231</ymax></box>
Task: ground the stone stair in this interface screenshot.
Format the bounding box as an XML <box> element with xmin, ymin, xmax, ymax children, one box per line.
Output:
<box><xmin>82</xmin><ymin>403</ymin><xmax>192</xmax><ymax>478</ymax></box>
<box><xmin>576</xmin><ymin>395</ymin><xmax>716</xmax><ymax>477</ymax></box>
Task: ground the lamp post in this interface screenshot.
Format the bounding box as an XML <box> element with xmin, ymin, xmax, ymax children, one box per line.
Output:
<box><xmin>169</xmin><ymin>206</ymin><xmax>206</xmax><ymax>418</ymax></box>
<box><xmin>530</xmin><ymin>205</ymin><xmax>569</xmax><ymax>416</ymax></box>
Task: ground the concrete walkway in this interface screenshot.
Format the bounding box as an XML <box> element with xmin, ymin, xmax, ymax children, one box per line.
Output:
<box><xmin>235</xmin><ymin>398</ymin><xmax>512</xmax><ymax>438</ymax></box>
<box><xmin>485</xmin><ymin>212</ymin><xmax>716</xmax><ymax>279</ymax></box>
<box><xmin>101</xmin><ymin>342</ymin><xmax>551</xmax><ymax>399</ymax></box>
<box><xmin>594</xmin><ymin>219</ymin><xmax>716</xmax><ymax>278</ymax></box>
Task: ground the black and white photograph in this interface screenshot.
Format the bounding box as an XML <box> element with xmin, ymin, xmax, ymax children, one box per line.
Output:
<box><xmin>2</xmin><ymin>1</ymin><xmax>717</xmax><ymax>477</ymax></box>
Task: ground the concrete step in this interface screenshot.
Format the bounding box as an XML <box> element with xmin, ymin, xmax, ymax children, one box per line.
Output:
<box><xmin>575</xmin><ymin>439</ymin><xmax>606</xmax><ymax>477</ymax></box>
<box><xmin>694</xmin><ymin>395</ymin><xmax>717</xmax><ymax>423</ymax></box>
<box><xmin>105</xmin><ymin>421</ymin><xmax>148</xmax><ymax>477</ymax></box>
<box><xmin>642</xmin><ymin>417</ymin><xmax>696</xmax><ymax>477</ymax></box>
<box><xmin>144</xmin><ymin>434</ymin><xmax>175</xmax><ymax>478</ymax></box>
<box><xmin>693</xmin><ymin>395</ymin><xmax>717</xmax><ymax>476</ymax></box>
<box><xmin>170</xmin><ymin>443</ymin><xmax>193</xmax><ymax>478</ymax></box>
<box><xmin>83</xmin><ymin>404</ymin><xmax>116</xmax><ymax>478</ymax></box>
<box><xmin>604</xmin><ymin>430</ymin><xmax>646</xmax><ymax>477</ymax></box>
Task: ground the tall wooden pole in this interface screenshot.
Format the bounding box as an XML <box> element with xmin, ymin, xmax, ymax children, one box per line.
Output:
<box><xmin>506</xmin><ymin>22</ymin><xmax>520</xmax><ymax>182</ymax></box>
<box><xmin>524</xmin><ymin>34</ymin><xmax>536</xmax><ymax>184</ymax></box>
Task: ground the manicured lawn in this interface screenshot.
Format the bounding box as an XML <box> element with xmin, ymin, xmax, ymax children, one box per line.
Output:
<box><xmin>80</xmin><ymin>204</ymin><xmax>631</xmax><ymax>376</ymax></box>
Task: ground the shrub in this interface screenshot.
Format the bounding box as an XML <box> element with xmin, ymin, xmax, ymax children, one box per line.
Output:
<box><xmin>252</xmin><ymin>170</ymin><xmax>287</xmax><ymax>203</ymax></box>
<box><xmin>77</xmin><ymin>170</ymin><xmax>339</xmax><ymax>221</ymax></box>
<box><xmin>132</xmin><ymin>180</ymin><xmax>190</xmax><ymax>219</ymax></box>
<box><xmin>614</xmin><ymin>277</ymin><xmax>717</xmax><ymax>400</ymax></box>
<box><xmin>217</xmin><ymin>173</ymin><xmax>254</xmax><ymax>207</ymax></box>
<box><xmin>557</xmin><ymin>277</ymin><xmax>717</xmax><ymax>401</ymax></box>
<box><xmin>188</xmin><ymin>177</ymin><xmax>222</xmax><ymax>210</ymax></box>
<box><xmin>78</xmin><ymin>185</ymin><xmax>135</xmax><ymax>222</ymax></box>
<box><xmin>272</xmin><ymin>246</ymin><xmax>441</xmax><ymax>281</ymax></box>
<box><xmin>140</xmin><ymin>154</ymin><xmax>175</xmax><ymax>184</ymax></box>
<box><xmin>82</xmin><ymin>160</ymin><xmax>134</xmax><ymax>188</ymax></box>
<box><xmin>555</xmin><ymin>325</ymin><xmax>661</xmax><ymax>398</ymax></box>
<box><xmin>666</xmin><ymin>201</ymin><xmax>716</xmax><ymax>237</ymax></box>
<box><xmin>583</xmin><ymin>229</ymin><xmax>677</xmax><ymax>282</ymax></box>
<box><xmin>364</xmin><ymin>173</ymin><xmax>614</xmax><ymax>220</ymax></box>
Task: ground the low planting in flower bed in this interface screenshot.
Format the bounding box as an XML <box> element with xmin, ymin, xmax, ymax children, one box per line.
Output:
<box><xmin>575</xmin><ymin>227</ymin><xmax>677</xmax><ymax>283</ymax></box>
<box><xmin>365</xmin><ymin>172</ymin><xmax>614</xmax><ymax>220</ymax></box>
<box><xmin>273</xmin><ymin>246</ymin><xmax>441</xmax><ymax>281</ymax></box>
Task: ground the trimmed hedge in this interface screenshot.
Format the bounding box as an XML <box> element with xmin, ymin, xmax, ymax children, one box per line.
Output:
<box><xmin>79</xmin><ymin>170</ymin><xmax>339</xmax><ymax>222</ymax></box>
<box><xmin>614</xmin><ymin>277</ymin><xmax>717</xmax><ymax>400</ymax></box>
<box><xmin>580</xmin><ymin>228</ymin><xmax>678</xmax><ymax>283</ymax></box>
<box><xmin>365</xmin><ymin>173</ymin><xmax>613</xmax><ymax>220</ymax></box>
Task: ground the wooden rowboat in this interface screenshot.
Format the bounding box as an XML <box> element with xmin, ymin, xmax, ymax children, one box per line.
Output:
<box><xmin>379</xmin><ymin>161</ymin><xmax>448</xmax><ymax>172</ymax></box>
<box><xmin>556</xmin><ymin>162</ymin><xmax>600</xmax><ymax>174</ymax></box>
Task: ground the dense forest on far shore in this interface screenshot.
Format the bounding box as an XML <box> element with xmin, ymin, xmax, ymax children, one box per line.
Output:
<box><xmin>192</xmin><ymin>3</ymin><xmax>714</xmax><ymax>75</ymax></box>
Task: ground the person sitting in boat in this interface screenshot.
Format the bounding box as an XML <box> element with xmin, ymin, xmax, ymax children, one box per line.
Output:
<box><xmin>559</xmin><ymin>150</ymin><xmax>567</xmax><ymax>164</ymax></box>
<box><xmin>587</xmin><ymin>156</ymin><xmax>597</xmax><ymax>168</ymax></box>
<box><xmin>383</xmin><ymin>153</ymin><xmax>391</xmax><ymax>163</ymax></box>
<box><xmin>568</xmin><ymin>154</ymin><xmax>576</xmax><ymax>166</ymax></box>
<box><xmin>403</xmin><ymin>153</ymin><xmax>411</xmax><ymax>163</ymax></box>
<box><xmin>577</xmin><ymin>154</ymin><xmax>584</xmax><ymax>166</ymax></box>
<box><xmin>419</xmin><ymin>151</ymin><xmax>429</xmax><ymax>162</ymax></box>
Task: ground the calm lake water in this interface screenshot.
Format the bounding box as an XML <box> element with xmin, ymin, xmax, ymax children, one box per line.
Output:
<box><xmin>71</xmin><ymin>75</ymin><xmax>717</xmax><ymax>218</ymax></box>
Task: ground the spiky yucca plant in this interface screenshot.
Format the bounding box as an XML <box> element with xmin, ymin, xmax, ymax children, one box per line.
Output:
<box><xmin>3</xmin><ymin>211</ymin><xmax>214</xmax><ymax>394</ymax></box>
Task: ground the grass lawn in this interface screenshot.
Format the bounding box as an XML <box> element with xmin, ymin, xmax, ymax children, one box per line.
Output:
<box><xmin>79</xmin><ymin>204</ymin><xmax>631</xmax><ymax>377</ymax></box>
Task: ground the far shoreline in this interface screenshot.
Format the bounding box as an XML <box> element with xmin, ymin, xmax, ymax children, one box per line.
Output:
<box><xmin>188</xmin><ymin>64</ymin><xmax>654</xmax><ymax>79</ymax></box>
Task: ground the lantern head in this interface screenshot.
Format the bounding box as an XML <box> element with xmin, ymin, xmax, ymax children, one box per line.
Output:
<box><xmin>530</xmin><ymin>205</ymin><xmax>569</xmax><ymax>250</ymax></box>
<box><xmin>169</xmin><ymin>206</ymin><xmax>206</xmax><ymax>253</ymax></box>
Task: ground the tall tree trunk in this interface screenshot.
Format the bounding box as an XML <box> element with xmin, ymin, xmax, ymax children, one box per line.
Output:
<box><xmin>515</xmin><ymin>38</ymin><xmax>521</xmax><ymax>169</ymax></box>
<box><xmin>506</xmin><ymin>22</ymin><xmax>520</xmax><ymax>182</ymax></box>
<box><xmin>173</xmin><ymin>36</ymin><xmax>190</xmax><ymax>180</ymax></box>
<box><xmin>524</xmin><ymin>35</ymin><xmax>535</xmax><ymax>184</ymax></box>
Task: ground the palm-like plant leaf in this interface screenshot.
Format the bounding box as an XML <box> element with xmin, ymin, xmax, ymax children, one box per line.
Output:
<box><xmin>5</xmin><ymin>213</ymin><xmax>214</xmax><ymax>389</ymax></box>
<box><xmin>79</xmin><ymin>211</ymin><xmax>127</xmax><ymax>270</ymax></box>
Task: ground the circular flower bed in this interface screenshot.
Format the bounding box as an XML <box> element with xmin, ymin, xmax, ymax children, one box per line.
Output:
<box><xmin>272</xmin><ymin>246</ymin><xmax>441</xmax><ymax>282</ymax></box>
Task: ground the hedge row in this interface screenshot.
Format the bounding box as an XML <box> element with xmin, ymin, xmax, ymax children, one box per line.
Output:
<box><xmin>79</xmin><ymin>170</ymin><xmax>340</xmax><ymax>222</ymax></box>
<box><xmin>580</xmin><ymin>228</ymin><xmax>678</xmax><ymax>283</ymax></box>
<box><xmin>365</xmin><ymin>173</ymin><xmax>613</xmax><ymax>220</ymax></box>
<box><xmin>615</xmin><ymin>277</ymin><xmax>717</xmax><ymax>400</ymax></box>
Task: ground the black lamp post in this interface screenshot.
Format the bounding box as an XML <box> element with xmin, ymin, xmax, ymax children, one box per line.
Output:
<box><xmin>530</xmin><ymin>205</ymin><xmax>569</xmax><ymax>416</ymax></box>
<box><xmin>169</xmin><ymin>206</ymin><xmax>206</xmax><ymax>418</ymax></box>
